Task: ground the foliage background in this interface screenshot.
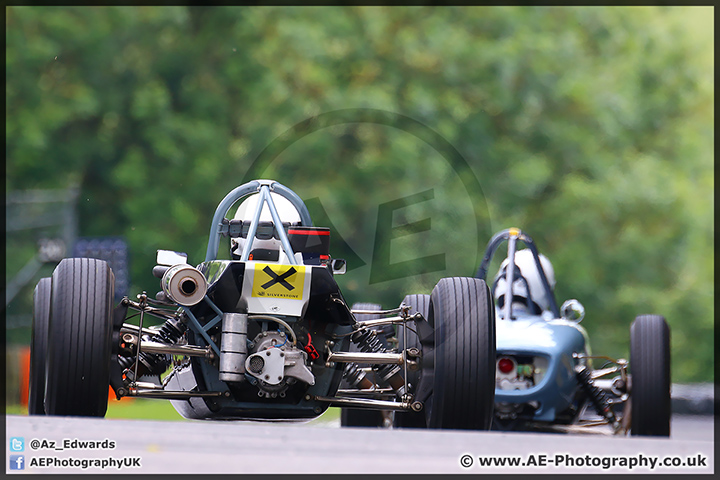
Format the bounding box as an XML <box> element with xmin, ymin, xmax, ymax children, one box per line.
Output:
<box><xmin>6</xmin><ymin>6</ymin><xmax>713</xmax><ymax>382</ymax></box>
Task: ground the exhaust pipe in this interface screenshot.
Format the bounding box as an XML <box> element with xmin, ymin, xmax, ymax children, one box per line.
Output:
<box><xmin>161</xmin><ymin>264</ymin><xmax>208</xmax><ymax>306</ymax></box>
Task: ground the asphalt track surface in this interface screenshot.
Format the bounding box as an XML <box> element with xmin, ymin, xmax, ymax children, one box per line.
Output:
<box><xmin>5</xmin><ymin>413</ymin><xmax>714</xmax><ymax>474</ymax></box>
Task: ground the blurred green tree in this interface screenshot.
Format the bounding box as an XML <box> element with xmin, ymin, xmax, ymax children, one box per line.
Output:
<box><xmin>6</xmin><ymin>6</ymin><xmax>713</xmax><ymax>382</ymax></box>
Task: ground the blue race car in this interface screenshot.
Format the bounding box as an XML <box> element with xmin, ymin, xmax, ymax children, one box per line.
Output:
<box><xmin>475</xmin><ymin>228</ymin><xmax>671</xmax><ymax>436</ymax></box>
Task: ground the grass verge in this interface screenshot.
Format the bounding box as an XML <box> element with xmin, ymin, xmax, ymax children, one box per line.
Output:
<box><xmin>6</xmin><ymin>402</ymin><xmax>341</xmax><ymax>425</ymax></box>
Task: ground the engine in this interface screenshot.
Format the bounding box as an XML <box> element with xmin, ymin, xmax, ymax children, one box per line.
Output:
<box><xmin>243</xmin><ymin>331</ymin><xmax>315</xmax><ymax>398</ymax></box>
<box><xmin>215</xmin><ymin>311</ymin><xmax>316</xmax><ymax>399</ymax></box>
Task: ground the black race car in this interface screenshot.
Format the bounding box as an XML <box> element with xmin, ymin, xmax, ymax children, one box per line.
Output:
<box><xmin>29</xmin><ymin>179</ymin><xmax>496</xmax><ymax>430</ymax></box>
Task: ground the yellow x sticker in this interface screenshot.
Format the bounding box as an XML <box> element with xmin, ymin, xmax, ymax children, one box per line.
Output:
<box><xmin>251</xmin><ymin>263</ymin><xmax>306</xmax><ymax>300</ymax></box>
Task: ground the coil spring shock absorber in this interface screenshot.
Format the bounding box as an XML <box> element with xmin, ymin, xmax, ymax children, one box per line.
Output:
<box><xmin>350</xmin><ymin>328</ymin><xmax>406</xmax><ymax>396</ymax></box>
<box><xmin>118</xmin><ymin>316</ymin><xmax>187</xmax><ymax>377</ymax></box>
<box><xmin>576</xmin><ymin>365</ymin><xmax>619</xmax><ymax>429</ymax></box>
<box><xmin>343</xmin><ymin>363</ymin><xmax>374</xmax><ymax>390</ymax></box>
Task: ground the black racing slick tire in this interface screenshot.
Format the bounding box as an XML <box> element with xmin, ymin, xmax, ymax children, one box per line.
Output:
<box><xmin>340</xmin><ymin>303</ymin><xmax>387</xmax><ymax>428</ymax></box>
<box><xmin>28</xmin><ymin>277</ymin><xmax>52</xmax><ymax>415</ymax></box>
<box><xmin>425</xmin><ymin>277</ymin><xmax>495</xmax><ymax>430</ymax></box>
<box><xmin>394</xmin><ymin>294</ymin><xmax>429</xmax><ymax>428</ymax></box>
<box><xmin>45</xmin><ymin>258</ymin><xmax>115</xmax><ymax>417</ymax></box>
<box><xmin>339</xmin><ymin>405</ymin><xmax>385</xmax><ymax>428</ymax></box>
<box><xmin>630</xmin><ymin>314</ymin><xmax>671</xmax><ymax>437</ymax></box>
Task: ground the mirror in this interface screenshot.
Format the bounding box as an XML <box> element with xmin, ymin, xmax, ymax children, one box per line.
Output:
<box><xmin>560</xmin><ymin>299</ymin><xmax>585</xmax><ymax>323</ymax></box>
<box><xmin>331</xmin><ymin>258</ymin><xmax>346</xmax><ymax>275</ymax></box>
<box><xmin>156</xmin><ymin>250</ymin><xmax>188</xmax><ymax>266</ymax></box>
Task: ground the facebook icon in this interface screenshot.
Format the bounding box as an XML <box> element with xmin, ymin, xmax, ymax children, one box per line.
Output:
<box><xmin>9</xmin><ymin>455</ymin><xmax>24</xmax><ymax>470</ymax></box>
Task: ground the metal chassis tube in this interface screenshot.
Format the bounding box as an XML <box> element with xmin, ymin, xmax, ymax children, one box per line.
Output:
<box><xmin>311</xmin><ymin>395</ymin><xmax>420</xmax><ymax>412</ymax></box>
<box><xmin>127</xmin><ymin>389</ymin><xmax>227</xmax><ymax>400</ymax></box>
<box><xmin>327</xmin><ymin>351</ymin><xmax>404</xmax><ymax>365</ymax></box>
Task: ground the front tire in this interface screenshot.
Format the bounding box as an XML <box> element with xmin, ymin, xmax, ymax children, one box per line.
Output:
<box><xmin>630</xmin><ymin>314</ymin><xmax>670</xmax><ymax>436</ymax></box>
<box><xmin>424</xmin><ymin>277</ymin><xmax>495</xmax><ymax>430</ymax></box>
<box><xmin>45</xmin><ymin>258</ymin><xmax>115</xmax><ymax>417</ymax></box>
<box><xmin>29</xmin><ymin>277</ymin><xmax>51</xmax><ymax>415</ymax></box>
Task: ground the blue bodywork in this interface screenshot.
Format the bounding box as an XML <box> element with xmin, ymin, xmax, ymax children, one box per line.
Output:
<box><xmin>475</xmin><ymin>228</ymin><xmax>594</xmax><ymax>428</ymax></box>
<box><xmin>495</xmin><ymin>313</ymin><xmax>590</xmax><ymax>422</ymax></box>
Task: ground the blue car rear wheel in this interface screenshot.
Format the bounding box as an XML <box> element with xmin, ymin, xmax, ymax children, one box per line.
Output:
<box><xmin>394</xmin><ymin>294</ymin><xmax>430</xmax><ymax>428</ymax></box>
<box><xmin>340</xmin><ymin>303</ymin><xmax>387</xmax><ymax>428</ymax></box>
<box><xmin>630</xmin><ymin>314</ymin><xmax>670</xmax><ymax>436</ymax></box>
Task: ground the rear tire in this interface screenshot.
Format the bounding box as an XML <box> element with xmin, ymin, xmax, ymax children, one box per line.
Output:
<box><xmin>340</xmin><ymin>407</ymin><xmax>385</xmax><ymax>428</ymax></box>
<box><xmin>340</xmin><ymin>303</ymin><xmax>387</xmax><ymax>428</ymax></box>
<box><xmin>630</xmin><ymin>314</ymin><xmax>670</xmax><ymax>436</ymax></box>
<box><xmin>424</xmin><ymin>277</ymin><xmax>495</xmax><ymax>430</ymax></box>
<box><xmin>394</xmin><ymin>294</ymin><xmax>429</xmax><ymax>428</ymax></box>
<box><xmin>28</xmin><ymin>277</ymin><xmax>51</xmax><ymax>415</ymax></box>
<box><xmin>45</xmin><ymin>258</ymin><xmax>115</xmax><ymax>417</ymax></box>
